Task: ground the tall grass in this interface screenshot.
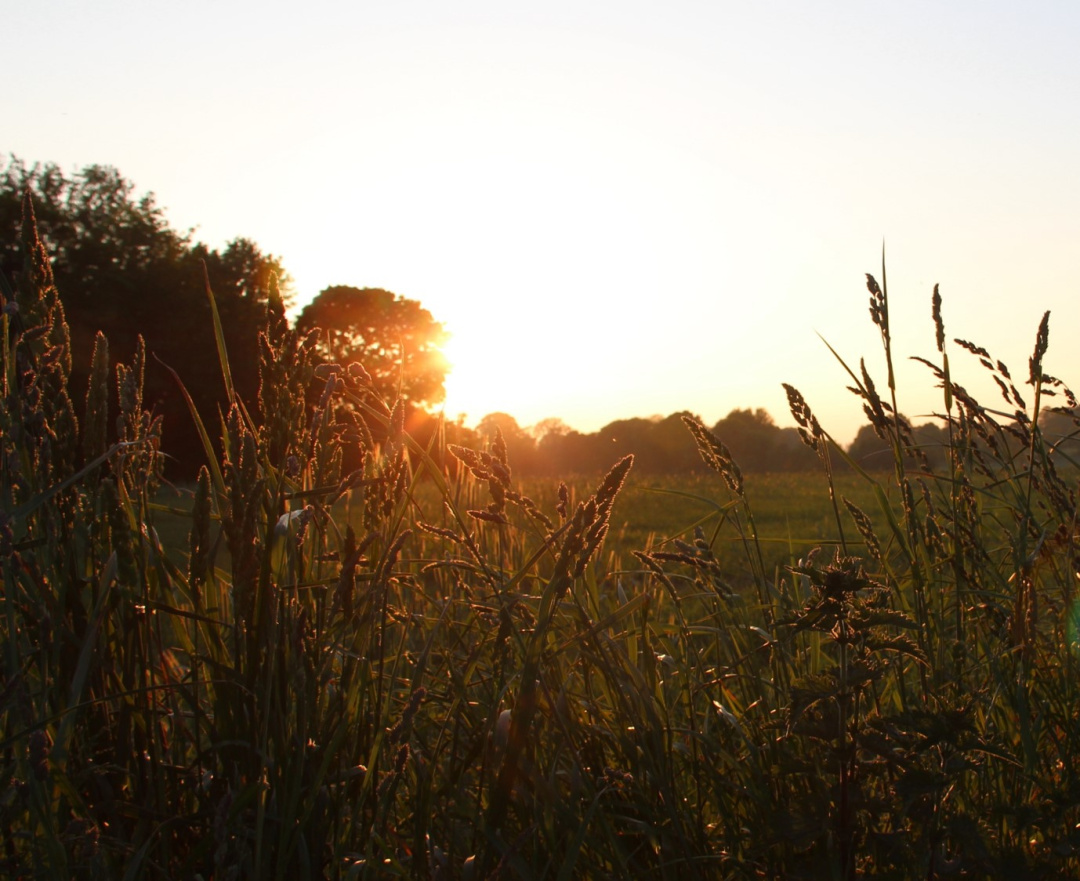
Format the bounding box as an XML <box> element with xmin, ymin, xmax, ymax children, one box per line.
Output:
<box><xmin>3</xmin><ymin>196</ymin><xmax>1080</xmax><ymax>879</ymax></box>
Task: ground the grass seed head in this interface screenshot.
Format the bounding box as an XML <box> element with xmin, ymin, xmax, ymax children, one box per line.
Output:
<box><xmin>347</xmin><ymin>361</ymin><xmax>372</xmax><ymax>383</ymax></box>
<box><xmin>866</xmin><ymin>272</ymin><xmax>887</xmax><ymax>330</ymax></box>
<box><xmin>1029</xmin><ymin>310</ymin><xmax>1051</xmax><ymax>386</ymax></box>
<box><xmin>783</xmin><ymin>383</ymin><xmax>822</xmax><ymax>451</ymax></box>
<box><xmin>82</xmin><ymin>331</ymin><xmax>109</xmax><ymax>462</ymax></box>
<box><xmin>681</xmin><ymin>415</ymin><xmax>743</xmax><ymax>495</ymax></box>
<box><xmin>557</xmin><ymin>482</ymin><xmax>570</xmax><ymax>520</ymax></box>
<box><xmin>932</xmin><ymin>284</ymin><xmax>945</xmax><ymax>353</ymax></box>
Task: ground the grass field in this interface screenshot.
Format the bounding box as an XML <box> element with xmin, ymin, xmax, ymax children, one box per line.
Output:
<box><xmin>153</xmin><ymin>468</ymin><xmax>892</xmax><ymax>597</ymax></box>
<box><xmin>7</xmin><ymin>203</ymin><xmax>1080</xmax><ymax>880</ymax></box>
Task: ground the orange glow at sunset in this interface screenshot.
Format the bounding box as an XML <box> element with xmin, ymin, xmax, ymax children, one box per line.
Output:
<box><xmin>13</xmin><ymin>2</ymin><xmax>1080</xmax><ymax>444</ymax></box>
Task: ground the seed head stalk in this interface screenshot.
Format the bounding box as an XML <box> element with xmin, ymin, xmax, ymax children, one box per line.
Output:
<box><xmin>867</xmin><ymin>258</ymin><xmax>931</xmax><ymax>688</ymax></box>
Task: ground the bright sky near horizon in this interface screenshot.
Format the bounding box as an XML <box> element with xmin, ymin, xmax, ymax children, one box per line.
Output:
<box><xmin>10</xmin><ymin>2</ymin><xmax>1080</xmax><ymax>445</ymax></box>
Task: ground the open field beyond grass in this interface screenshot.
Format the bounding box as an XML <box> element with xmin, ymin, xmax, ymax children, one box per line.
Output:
<box><xmin>154</xmin><ymin>470</ymin><xmax>893</xmax><ymax>592</ymax></box>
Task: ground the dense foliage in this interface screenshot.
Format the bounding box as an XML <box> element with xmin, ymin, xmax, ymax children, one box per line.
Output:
<box><xmin>297</xmin><ymin>286</ymin><xmax>449</xmax><ymax>410</ymax></box>
<box><xmin>6</xmin><ymin>191</ymin><xmax>1080</xmax><ymax>878</ymax></box>
<box><xmin>0</xmin><ymin>158</ymin><xmax>290</xmax><ymax>475</ymax></box>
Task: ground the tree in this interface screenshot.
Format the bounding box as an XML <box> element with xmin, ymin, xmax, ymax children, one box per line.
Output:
<box><xmin>593</xmin><ymin>413</ymin><xmax>700</xmax><ymax>474</ymax></box>
<box><xmin>529</xmin><ymin>417</ymin><xmax>572</xmax><ymax>442</ymax></box>
<box><xmin>196</xmin><ymin>237</ymin><xmax>293</xmax><ymax>414</ymax></box>
<box><xmin>296</xmin><ymin>286</ymin><xmax>449</xmax><ymax>409</ymax></box>
<box><xmin>476</xmin><ymin>412</ymin><xmax>538</xmax><ymax>472</ymax></box>
<box><xmin>846</xmin><ymin>418</ymin><xmax>951</xmax><ymax>473</ymax></box>
<box><xmin>0</xmin><ymin>159</ymin><xmax>192</xmax><ymax>350</ymax></box>
<box><xmin>711</xmin><ymin>408</ymin><xmax>780</xmax><ymax>472</ymax></box>
<box><xmin>846</xmin><ymin>424</ymin><xmax>893</xmax><ymax>470</ymax></box>
<box><xmin>1040</xmin><ymin>407</ymin><xmax>1080</xmax><ymax>464</ymax></box>
<box><xmin>772</xmin><ymin>427</ymin><xmax>821</xmax><ymax>471</ymax></box>
<box><xmin>0</xmin><ymin>156</ymin><xmax>292</xmax><ymax>475</ymax></box>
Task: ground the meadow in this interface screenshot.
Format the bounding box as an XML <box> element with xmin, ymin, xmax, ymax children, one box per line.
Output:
<box><xmin>5</xmin><ymin>194</ymin><xmax>1080</xmax><ymax>880</ymax></box>
<box><xmin>153</xmin><ymin>470</ymin><xmax>887</xmax><ymax>595</ymax></box>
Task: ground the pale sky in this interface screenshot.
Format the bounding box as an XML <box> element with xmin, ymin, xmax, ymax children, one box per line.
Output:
<box><xmin>11</xmin><ymin>1</ymin><xmax>1080</xmax><ymax>445</ymax></box>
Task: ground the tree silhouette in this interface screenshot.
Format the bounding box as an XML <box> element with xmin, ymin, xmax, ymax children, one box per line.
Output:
<box><xmin>475</xmin><ymin>412</ymin><xmax>539</xmax><ymax>472</ymax></box>
<box><xmin>530</xmin><ymin>417</ymin><xmax>573</xmax><ymax>442</ymax></box>
<box><xmin>296</xmin><ymin>286</ymin><xmax>449</xmax><ymax>409</ymax></box>
<box><xmin>592</xmin><ymin>413</ymin><xmax>700</xmax><ymax>474</ymax></box>
<box><xmin>711</xmin><ymin>408</ymin><xmax>781</xmax><ymax>472</ymax></box>
<box><xmin>0</xmin><ymin>157</ymin><xmax>291</xmax><ymax>475</ymax></box>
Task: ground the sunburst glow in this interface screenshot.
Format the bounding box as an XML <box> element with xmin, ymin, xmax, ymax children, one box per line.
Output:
<box><xmin>13</xmin><ymin>3</ymin><xmax>1080</xmax><ymax>442</ymax></box>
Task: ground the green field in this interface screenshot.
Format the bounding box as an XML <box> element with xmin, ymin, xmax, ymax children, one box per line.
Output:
<box><xmin>609</xmin><ymin>470</ymin><xmax>887</xmax><ymax>568</ymax></box>
<box><xmin>154</xmin><ymin>468</ymin><xmax>892</xmax><ymax>593</ymax></box>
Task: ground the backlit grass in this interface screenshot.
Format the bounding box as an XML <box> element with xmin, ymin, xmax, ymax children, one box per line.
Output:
<box><xmin>4</xmin><ymin>195</ymin><xmax>1080</xmax><ymax>879</ymax></box>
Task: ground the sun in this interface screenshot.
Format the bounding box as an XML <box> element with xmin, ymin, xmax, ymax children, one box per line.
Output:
<box><xmin>438</xmin><ymin>328</ymin><xmax>541</xmax><ymax>428</ymax></box>
<box><xmin>305</xmin><ymin>124</ymin><xmax>684</xmax><ymax>435</ymax></box>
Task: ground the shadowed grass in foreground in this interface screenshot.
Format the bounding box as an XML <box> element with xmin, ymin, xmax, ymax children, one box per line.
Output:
<box><xmin>3</xmin><ymin>197</ymin><xmax>1080</xmax><ymax>879</ymax></box>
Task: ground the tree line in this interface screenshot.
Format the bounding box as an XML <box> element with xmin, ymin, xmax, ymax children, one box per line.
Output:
<box><xmin>4</xmin><ymin>156</ymin><xmax>1072</xmax><ymax>480</ymax></box>
<box><xmin>450</xmin><ymin>408</ymin><xmax>965</xmax><ymax>477</ymax></box>
<box><xmin>0</xmin><ymin>158</ymin><xmax>447</xmax><ymax>477</ymax></box>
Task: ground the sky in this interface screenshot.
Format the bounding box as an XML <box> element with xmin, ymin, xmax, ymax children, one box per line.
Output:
<box><xmin>10</xmin><ymin>1</ymin><xmax>1080</xmax><ymax>445</ymax></box>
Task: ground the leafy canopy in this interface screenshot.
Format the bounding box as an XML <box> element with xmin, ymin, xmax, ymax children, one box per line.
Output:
<box><xmin>297</xmin><ymin>285</ymin><xmax>449</xmax><ymax>408</ymax></box>
<box><xmin>0</xmin><ymin>156</ymin><xmax>291</xmax><ymax>474</ymax></box>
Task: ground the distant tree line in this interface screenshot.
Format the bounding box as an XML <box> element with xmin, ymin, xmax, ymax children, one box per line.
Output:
<box><xmin>454</xmin><ymin>406</ymin><xmax>1080</xmax><ymax>478</ymax></box>
<box><xmin>4</xmin><ymin>156</ymin><xmax>1075</xmax><ymax>480</ymax></box>
<box><xmin>438</xmin><ymin>408</ymin><xmax>965</xmax><ymax>478</ymax></box>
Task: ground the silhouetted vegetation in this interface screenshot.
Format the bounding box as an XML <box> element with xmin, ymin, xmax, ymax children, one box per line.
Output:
<box><xmin>3</xmin><ymin>155</ymin><xmax>1014</xmax><ymax>485</ymax></box>
<box><xmin>7</xmin><ymin>185</ymin><xmax>1080</xmax><ymax>877</ymax></box>
<box><xmin>0</xmin><ymin>158</ymin><xmax>288</xmax><ymax>475</ymax></box>
<box><xmin>296</xmin><ymin>285</ymin><xmax>449</xmax><ymax>410</ymax></box>
<box><xmin>0</xmin><ymin>155</ymin><xmax>971</xmax><ymax>481</ymax></box>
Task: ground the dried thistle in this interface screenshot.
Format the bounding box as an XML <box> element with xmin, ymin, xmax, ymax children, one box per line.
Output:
<box><xmin>274</xmin><ymin>505</ymin><xmax>314</xmax><ymax>539</ymax></box>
